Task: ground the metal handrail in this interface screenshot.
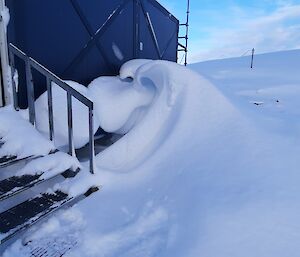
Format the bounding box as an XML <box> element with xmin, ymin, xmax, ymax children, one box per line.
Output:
<box><xmin>8</xmin><ymin>43</ymin><xmax>95</xmax><ymax>174</ymax></box>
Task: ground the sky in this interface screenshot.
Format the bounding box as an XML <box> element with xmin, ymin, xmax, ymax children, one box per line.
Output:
<box><xmin>158</xmin><ymin>0</ymin><xmax>300</xmax><ymax>63</ymax></box>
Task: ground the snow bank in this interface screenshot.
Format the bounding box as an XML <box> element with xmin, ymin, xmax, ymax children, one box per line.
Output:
<box><xmin>61</xmin><ymin>55</ymin><xmax>300</xmax><ymax>257</ymax></box>
<box><xmin>0</xmin><ymin>107</ymin><xmax>54</xmax><ymax>158</ymax></box>
<box><xmin>93</xmin><ymin>59</ymin><xmax>189</xmax><ymax>171</ymax></box>
<box><xmin>35</xmin><ymin>81</ymin><xmax>100</xmax><ymax>149</ymax></box>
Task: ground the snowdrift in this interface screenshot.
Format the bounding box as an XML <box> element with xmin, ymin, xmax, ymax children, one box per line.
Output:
<box><xmin>5</xmin><ymin>52</ymin><xmax>300</xmax><ymax>257</ymax></box>
<box><xmin>35</xmin><ymin>81</ymin><xmax>100</xmax><ymax>149</ymax></box>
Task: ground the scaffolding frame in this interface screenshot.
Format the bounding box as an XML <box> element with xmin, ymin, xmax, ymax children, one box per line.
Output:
<box><xmin>178</xmin><ymin>0</ymin><xmax>190</xmax><ymax>66</ymax></box>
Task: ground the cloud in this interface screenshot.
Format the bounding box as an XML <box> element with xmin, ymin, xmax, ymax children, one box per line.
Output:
<box><xmin>189</xmin><ymin>3</ymin><xmax>300</xmax><ymax>63</ymax></box>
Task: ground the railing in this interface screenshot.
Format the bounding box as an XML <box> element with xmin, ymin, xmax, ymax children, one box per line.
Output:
<box><xmin>8</xmin><ymin>43</ymin><xmax>95</xmax><ymax>174</ymax></box>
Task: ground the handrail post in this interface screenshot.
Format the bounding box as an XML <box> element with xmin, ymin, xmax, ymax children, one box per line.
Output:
<box><xmin>46</xmin><ymin>77</ymin><xmax>54</xmax><ymax>141</ymax></box>
<box><xmin>26</xmin><ymin>60</ymin><xmax>35</xmax><ymax>125</ymax></box>
<box><xmin>8</xmin><ymin>49</ymin><xmax>19</xmax><ymax>110</ymax></box>
<box><xmin>67</xmin><ymin>92</ymin><xmax>75</xmax><ymax>157</ymax></box>
<box><xmin>89</xmin><ymin>106</ymin><xmax>95</xmax><ymax>174</ymax></box>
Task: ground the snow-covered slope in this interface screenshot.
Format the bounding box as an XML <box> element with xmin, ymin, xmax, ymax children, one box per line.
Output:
<box><xmin>5</xmin><ymin>50</ymin><xmax>300</xmax><ymax>257</ymax></box>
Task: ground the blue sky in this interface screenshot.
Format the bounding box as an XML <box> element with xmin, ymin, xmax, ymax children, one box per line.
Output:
<box><xmin>158</xmin><ymin>0</ymin><xmax>300</xmax><ymax>63</ymax></box>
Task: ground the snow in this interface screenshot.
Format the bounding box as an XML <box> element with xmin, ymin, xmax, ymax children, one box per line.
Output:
<box><xmin>92</xmin><ymin>59</ymin><xmax>188</xmax><ymax>170</ymax></box>
<box><xmin>0</xmin><ymin>107</ymin><xmax>54</xmax><ymax>158</ymax></box>
<box><xmin>1</xmin><ymin>6</ymin><xmax>10</xmax><ymax>33</ymax></box>
<box><xmin>89</xmin><ymin>75</ymin><xmax>154</xmax><ymax>134</ymax></box>
<box><xmin>35</xmin><ymin>81</ymin><xmax>100</xmax><ymax>149</ymax></box>
<box><xmin>3</xmin><ymin>208</ymin><xmax>84</xmax><ymax>257</ymax></box>
<box><xmin>5</xmin><ymin>50</ymin><xmax>300</xmax><ymax>256</ymax></box>
<box><xmin>17</xmin><ymin>152</ymin><xmax>80</xmax><ymax>179</ymax></box>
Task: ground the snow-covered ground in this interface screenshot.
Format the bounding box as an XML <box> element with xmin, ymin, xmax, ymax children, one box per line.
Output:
<box><xmin>4</xmin><ymin>50</ymin><xmax>300</xmax><ymax>257</ymax></box>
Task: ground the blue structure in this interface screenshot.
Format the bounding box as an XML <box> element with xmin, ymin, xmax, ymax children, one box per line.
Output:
<box><xmin>6</xmin><ymin>0</ymin><xmax>179</xmax><ymax>108</ymax></box>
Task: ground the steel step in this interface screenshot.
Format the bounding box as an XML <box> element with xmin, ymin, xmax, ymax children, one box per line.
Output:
<box><xmin>0</xmin><ymin>169</ymin><xmax>78</xmax><ymax>201</ymax></box>
<box><xmin>0</xmin><ymin>187</ymin><xmax>99</xmax><ymax>248</ymax></box>
<box><xmin>0</xmin><ymin>155</ymin><xmax>37</xmax><ymax>169</ymax></box>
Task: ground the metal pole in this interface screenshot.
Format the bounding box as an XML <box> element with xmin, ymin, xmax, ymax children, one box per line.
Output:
<box><xmin>67</xmin><ymin>92</ymin><xmax>74</xmax><ymax>156</ymax></box>
<box><xmin>0</xmin><ymin>0</ymin><xmax>12</xmax><ymax>106</ymax></box>
<box><xmin>251</xmin><ymin>48</ymin><xmax>255</xmax><ymax>69</ymax></box>
<box><xmin>89</xmin><ymin>107</ymin><xmax>95</xmax><ymax>174</ymax></box>
<box><xmin>8</xmin><ymin>49</ymin><xmax>18</xmax><ymax>110</ymax></box>
<box><xmin>26</xmin><ymin>60</ymin><xmax>36</xmax><ymax>125</ymax></box>
<box><xmin>184</xmin><ymin>0</ymin><xmax>190</xmax><ymax>66</ymax></box>
<box><xmin>46</xmin><ymin>77</ymin><xmax>54</xmax><ymax>141</ymax></box>
<box><xmin>133</xmin><ymin>0</ymin><xmax>140</xmax><ymax>59</ymax></box>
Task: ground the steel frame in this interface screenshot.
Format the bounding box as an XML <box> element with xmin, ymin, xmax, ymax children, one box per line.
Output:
<box><xmin>178</xmin><ymin>0</ymin><xmax>190</xmax><ymax>66</ymax></box>
<box><xmin>63</xmin><ymin>0</ymin><xmax>179</xmax><ymax>74</ymax></box>
<box><xmin>140</xmin><ymin>0</ymin><xmax>179</xmax><ymax>60</ymax></box>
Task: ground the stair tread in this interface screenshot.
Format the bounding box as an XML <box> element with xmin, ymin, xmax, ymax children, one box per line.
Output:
<box><xmin>0</xmin><ymin>174</ymin><xmax>41</xmax><ymax>194</ymax></box>
<box><xmin>0</xmin><ymin>186</ymin><xmax>99</xmax><ymax>247</ymax></box>
<box><xmin>0</xmin><ymin>155</ymin><xmax>35</xmax><ymax>168</ymax></box>
<box><xmin>0</xmin><ymin>169</ymin><xmax>78</xmax><ymax>201</ymax></box>
<box><xmin>0</xmin><ymin>155</ymin><xmax>18</xmax><ymax>165</ymax></box>
<box><xmin>0</xmin><ymin>191</ymin><xmax>69</xmax><ymax>235</ymax></box>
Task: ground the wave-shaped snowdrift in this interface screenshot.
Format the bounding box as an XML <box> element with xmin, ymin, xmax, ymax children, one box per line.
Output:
<box><xmin>35</xmin><ymin>59</ymin><xmax>204</xmax><ymax>170</ymax></box>
<box><xmin>63</xmin><ymin>59</ymin><xmax>300</xmax><ymax>257</ymax></box>
<box><xmin>93</xmin><ymin>60</ymin><xmax>189</xmax><ymax>171</ymax></box>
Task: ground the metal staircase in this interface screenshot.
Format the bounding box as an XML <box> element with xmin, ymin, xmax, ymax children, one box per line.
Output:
<box><xmin>0</xmin><ymin>136</ymin><xmax>99</xmax><ymax>253</ymax></box>
<box><xmin>0</xmin><ymin>44</ymin><xmax>103</xmax><ymax>253</ymax></box>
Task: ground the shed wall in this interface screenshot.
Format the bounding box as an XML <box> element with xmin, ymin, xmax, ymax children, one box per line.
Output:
<box><xmin>6</xmin><ymin>0</ymin><xmax>179</xmax><ymax>108</ymax></box>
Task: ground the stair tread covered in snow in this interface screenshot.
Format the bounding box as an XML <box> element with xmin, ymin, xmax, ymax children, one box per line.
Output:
<box><xmin>0</xmin><ymin>155</ymin><xmax>36</xmax><ymax>169</ymax></box>
<box><xmin>0</xmin><ymin>186</ymin><xmax>99</xmax><ymax>245</ymax></box>
<box><xmin>0</xmin><ymin>191</ymin><xmax>69</xmax><ymax>234</ymax></box>
<box><xmin>0</xmin><ymin>169</ymin><xmax>78</xmax><ymax>201</ymax></box>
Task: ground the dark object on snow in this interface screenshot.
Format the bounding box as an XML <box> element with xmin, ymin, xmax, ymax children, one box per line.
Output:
<box><xmin>6</xmin><ymin>0</ymin><xmax>179</xmax><ymax>108</ymax></box>
<box><xmin>251</xmin><ymin>48</ymin><xmax>255</xmax><ymax>69</ymax></box>
<box><xmin>0</xmin><ymin>155</ymin><xmax>18</xmax><ymax>167</ymax></box>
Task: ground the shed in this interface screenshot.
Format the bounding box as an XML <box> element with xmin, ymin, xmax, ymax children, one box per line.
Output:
<box><xmin>5</xmin><ymin>0</ymin><xmax>179</xmax><ymax>108</ymax></box>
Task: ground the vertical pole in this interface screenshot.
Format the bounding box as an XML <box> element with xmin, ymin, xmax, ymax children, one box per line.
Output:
<box><xmin>133</xmin><ymin>0</ymin><xmax>140</xmax><ymax>59</ymax></box>
<box><xmin>89</xmin><ymin>106</ymin><xmax>95</xmax><ymax>174</ymax></box>
<box><xmin>0</xmin><ymin>0</ymin><xmax>12</xmax><ymax>106</ymax></box>
<box><xmin>251</xmin><ymin>48</ymin><xmax>255</xmax><ymax>69</ymax></box>
<box><xmin>8</xmin><ymin>49</ymin><xmax>18</xmax><ymax>110</ymax></box>
<box><xmin>67</xmin><ymin>92</ymin><xmax>74</xmax><ymax>156</ymax></box>
<box><xmin>25</xmin><ymin>60</ymin><xmax>35</xmax><ymax>125</ymax></box>
<box><xmin>46</xmin><ymin>77</ymin><xmax>54</xmax><ymax>141</ymax></box>
<box><xmin>184</xmin><ymin>0</ymin><xmax>190</xmax><ymax>66</ymax></box>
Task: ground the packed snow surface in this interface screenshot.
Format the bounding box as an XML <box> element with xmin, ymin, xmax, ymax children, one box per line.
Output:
<box><xmin>0</xmin><ymin>107</ymin><xmax>54</xmax><ymax>158</ymax></box>
<box><xmin>17</xmin><ymin>152</ymin><xmax>80</xmax><ymax>179</ymax></box>
<box><xmin>5</xmin><ymin>50</ymin><xmax>300</xmax><ymax>257</ymax></box>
